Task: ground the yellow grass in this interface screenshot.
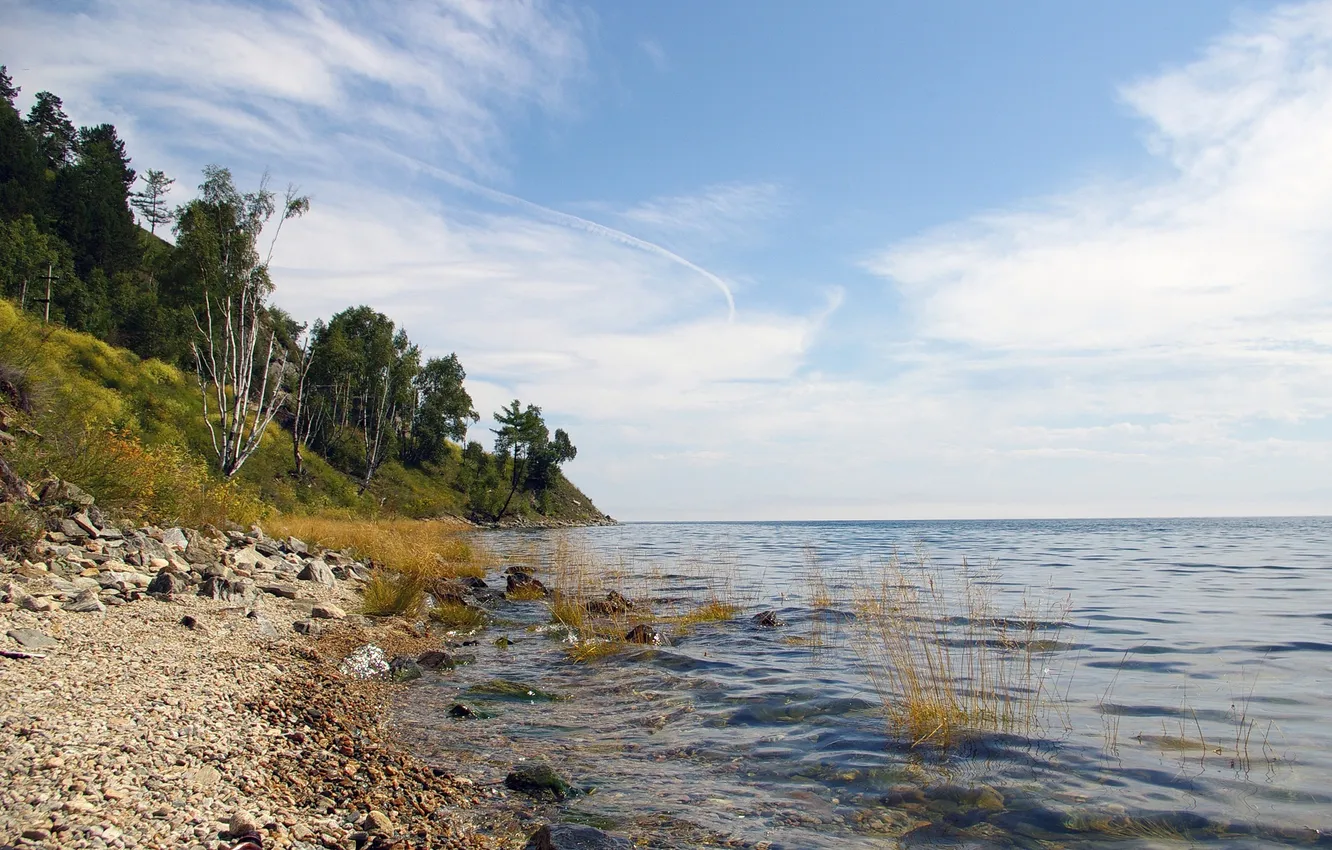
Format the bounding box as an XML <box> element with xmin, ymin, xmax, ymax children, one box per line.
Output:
<box><xmin>429</xmin><ymin>601</ymin><xmax>487</xmax><ymax>632</ymax></box>
<box><xmin>266</xmin><ymin>513</ymin><xmax>488</xmax><ymax>579</ymax></box>
<box><xmin>670</xmin><ymin>600</ymin><xmax>740</xmax><ymax>628</ymax></box>
<box><xmin>361</xmin><ymin>569</ymin><xmax>426</xmax><ymax>618</ymax></box>
<box><xmin>854</xmin><ymin>552</ymin><xmax>1072</xmax><ymax>750</ymax></box>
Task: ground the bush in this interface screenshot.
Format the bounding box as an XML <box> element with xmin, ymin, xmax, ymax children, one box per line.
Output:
<box><xmin>0</xmin><ymin>503</ymin><xmax>40</xmax><ymax>555</ymax></box>
<box><xmin>10</xmin><ymin>424</ymin><xmax>263</xmax><ymax>527</ymax></box>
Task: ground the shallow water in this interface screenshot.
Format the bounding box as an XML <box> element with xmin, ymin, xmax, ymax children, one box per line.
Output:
<box><xmin>391</xmin><ymin>519</ymin><xmax>1332</xmax><ymax>848</ymax></box>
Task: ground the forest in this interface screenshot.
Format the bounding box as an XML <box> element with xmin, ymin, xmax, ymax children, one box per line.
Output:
<box><xmin>0</xmin><ymin>65</ymin><xmax>598</xmax><ymax>524</ymax></box>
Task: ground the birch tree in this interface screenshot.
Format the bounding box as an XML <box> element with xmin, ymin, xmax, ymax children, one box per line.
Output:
<box><xmin>176</xmin><ymin>166</ymin><xmax>309</xmax><ymax>477</ymax></box>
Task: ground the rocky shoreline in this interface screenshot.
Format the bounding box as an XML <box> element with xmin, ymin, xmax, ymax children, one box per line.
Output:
<box><xmin>0</xmin><ymin>480</ymin><xmax>627</xmax><ymax>850</ymax></box>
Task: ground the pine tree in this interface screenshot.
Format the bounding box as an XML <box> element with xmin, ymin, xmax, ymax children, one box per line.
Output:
<box><xmin>130</xmin><ymin>169</ymin><xmax>174</xmax><ymax>234</ymax></box>
<box><xmin>25</xmin><ymin>92</ymin><xmax>76</xmax><ymax>170</ymax></box>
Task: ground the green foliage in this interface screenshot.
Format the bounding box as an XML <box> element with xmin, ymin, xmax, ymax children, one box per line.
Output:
<box><xmin>130</xmin><ymin>169</ymin><xmax>173</xmax><ymax>235</ymax></box>
<box><xmin>25</xmin><ymin>91</ymin><xmax>76</xmax><ymax>171</ymax></box>
<box><xmin>0</xmin><ymin>503</ymin><xmax>40</xmax><ymax>555</ymax></box>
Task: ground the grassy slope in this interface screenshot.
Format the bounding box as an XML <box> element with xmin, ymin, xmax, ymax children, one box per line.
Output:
<box><xmin>0</xmin><ymin>298</ymin><xmax>610</xmax><ymax>523</ymax></box>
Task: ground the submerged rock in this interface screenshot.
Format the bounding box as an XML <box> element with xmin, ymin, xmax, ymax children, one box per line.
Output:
<box><xmin>448</xmin><ymin>703</ymin><xmax>477</xmax><ymax>719</ymax></box>
<box><xmin>389</xmin><ymin>656</ymin><xmax>423</xmax><ymax>682</ymax></box>
<box><xmin>586</xmin><ymin>590</ymin><xmax>632</xmax><ymax>616</ymax></box>
<box><xmin>523</xmin><ymin>824</ymin><xmax>631</xmax><ymax>850</ymax></box>
<box><xmin>752</xmin><ymin>610</ymin><xmax>785</xmax><ymax>628</ymax></box>
<box><xmin>506</xmin><ymin>571</ymin><xmax>549</xmax><ymax>598</ymax></box>
<box><xmin>417</xmin><ymin>649</ymin><xmax>475</xmax><ymax>671</ymax></box>
<box><xmin>624</xmin><ymin>624</ymin><xmax>658</xmax><ymax>644</ymax></box>
<box><xmin>505</xmin><ymin>764</ymin><xmax>574</xmax><ymax>800</ymax></box>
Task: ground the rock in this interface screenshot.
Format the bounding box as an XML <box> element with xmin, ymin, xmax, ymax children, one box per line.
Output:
<box><xmin>311</xmin><ymin>603</ymin><xmax>345</xmax><ymax>620</ymax></box>
<box><xmin>973</xmin><ymin>785</ymin><xmax>1004</xmax><ymax>810</ymax></box>
<box><xmin>148</xmin><ymin>569</ymin><xmax>191</xmax><ymax>595</ymax></box>
<box><xmin>586</xmin><ymin>590</ymin><xmax>632</xmax><ymax>615</ymax></box>
<box><xmin>504</xmin><ymin>764</ymin><xmax>574</xmax><ymax>800</ymax></box>
<box><xmin>228</xmin><ymin>811</ymin><xmax>259</xmax><ymax>838</ymax></box>
<box><xmin>523</xmin><ymin>824</ymin><xmax>632</xmax><ymax>850</ymax></box>
<box><xmin>71</xmin><ymin>511</ymin><xmax>99</xmax><ymax>537</ymax></box>
<box><xmin>457</xmin><ymin>576</ymin><xmax>488</xmax><ymax>589</ymax></box>
<box><xmin>21</xmin><ymin>828</ymin><xmax>52</xmax><ymax>842</ymax></box>
<box><xmin>6</xmin><ymin>628</ymin><xmax>59</xmax><ymax>650</ymax></box>
<box><xmin>360</xmin><ymin>811</ymin><xmax>393</xmax><ymax>834</ymax></box>
<box><xmin>506</xmin><ymin>571</ymin><xmax>549</xmax><ymax>598</ymax></box>
<box><xmin>752</xmin><ymin>610</ymin><xmax>785</xmax><ymax>628</ymax></box>
<box><xmin>59</xmin><ymin>518</ymin><xmax>89</xmax><ymax>540</ymax></box>
<box><xmin>338</xmin><ymin>644</ymin><xmax>390</xmax><ymax>679</ymax></box>
<box><xmin>148</xmin><ymin>556</ymin><xmax>170</xmax><ymax>570</ymax></box>
<box><xmin>198</xmin><ymin>575</ymin><xmax>256</xmax><ymax>604</ymax></box>
<box><xmin>179</xmin><ymin>614</ymin><xmax>204</xmax><ymax>630</ymax></box>
<box><xmin>297</xmin><ymin>559</ymin><xmax>336</xmax><ymax>586</ymax></box>
<box><xmin>230</xmin><ymin>546</ymin><xmax>272</xmax><ymax>571</ymax></box>
<box><xmin>259</xmin><ymin>583</ymin><xmax>300</xmax><ymax>599</ymax></box>
<box><xmin>65</xmin><ymin>588</ymin><xmax>106</xmax><ymax>613</ymax></box>
<box><xmin>285</xmin><ymin>536</ymin><xmax>309</xmax><ymax>555</ymax></box>
<box><xmin>389</xmin><ymin>656</ymin><xmax>422</xmax><ymax>682</ymax></box>
<box><xmin>252</xmin><ymin>616</ymin><xmax>279</xmax><ymax>638</ymax></box>
<box><xmin>292</xmin><ymin>619</ymin><xmax>321</xmax><ymax>636</ymax></box>
<box><xmin>417</xmin><ymin>650</ymin><xmax>461</xmax><ymax>671</ymax></box>
<box><xmin>19</xmin><ymin>593</ymin><xmax>56</xmax><ymax>612</ymax></box>
<box><xmin>448</xmin><ymin>703</ymin><xmax>477</xmax><ymax>719</ymax></box>
<box><xmin>624</xmin><ymin>624</ymin><xmax>657</xmax><ymax>644</ymax></box>
<box><xmin>37</xmin><ymin>477</ymin><xmax>95</xmax><ymax>508</ymax></box>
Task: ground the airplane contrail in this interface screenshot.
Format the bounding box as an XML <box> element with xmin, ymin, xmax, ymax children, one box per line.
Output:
<box><xmin>371</xmin><ymin>144</ymin><xmax>737</xmax><ymax>322</ymax></box>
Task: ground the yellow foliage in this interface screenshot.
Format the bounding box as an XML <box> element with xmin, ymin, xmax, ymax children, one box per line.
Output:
<box><xmin>265</xmin><ymin>514</ymin><xmax>486</xmax><ymax>580</ymax></box>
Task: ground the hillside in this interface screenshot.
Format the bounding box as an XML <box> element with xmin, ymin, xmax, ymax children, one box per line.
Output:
<box><xmin>0</xmin><ymin>298</ymin><xmax>612</xmax><ymax>527</ymax></box>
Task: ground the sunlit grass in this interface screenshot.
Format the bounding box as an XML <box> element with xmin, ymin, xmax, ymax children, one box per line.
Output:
<box><xmin>361</xmin><ymin>569</ymin><xmax>426</xmax><ymax>618</ymax></box>
<box><xmin>669</xmin><ymin>600</ymin><xmax>740</xmax><ymax>628</ymax></box>
<box><xmin>429</xmin><ymin>600</ymin><xmax>487</xmax><ymax>632</ymax></box>
<box><xmin>267</xmin><ymin>513</ymin><xmax>489</xmax><ymax>579</ymax></box>
<box><xmin>853</xmin><ymin>551</ymin><xmax>1072</xmax><ymax>750</ymax></box>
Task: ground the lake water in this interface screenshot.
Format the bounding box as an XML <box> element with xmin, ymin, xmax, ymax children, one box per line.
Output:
<box><xmin>390</xmin><ymin>518</ymin><xmax>1332</xmax><ymax>848</ymax></box>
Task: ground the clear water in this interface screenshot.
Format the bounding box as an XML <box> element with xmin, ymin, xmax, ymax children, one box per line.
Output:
<box><xmin>390</xmin><ymin>519</ymin><xmax>1332</xmax><ymax>848</ymax></box>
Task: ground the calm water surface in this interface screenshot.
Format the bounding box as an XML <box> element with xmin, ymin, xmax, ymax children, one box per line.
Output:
<box><xmin>391</xmin><ymin>518</ymin><xmax>1332</xmax><ymax>848</ymax></box>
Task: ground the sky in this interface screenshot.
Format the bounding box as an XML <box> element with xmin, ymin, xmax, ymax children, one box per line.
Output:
<box><xmin>7</xmin><ymin>0</ymin><xmax>1332</xmax><ymax>521</ymax></box>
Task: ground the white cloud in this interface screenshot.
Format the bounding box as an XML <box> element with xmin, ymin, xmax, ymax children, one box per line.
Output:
<box><xmin>10</xmin><ymin>1</ymin><xmax>1332</xmax><ymax>520</ymax></box>
<box><xmin>3</xmin><ymin>0</ymin><xmax>586</xmax><ymax>175</ymax></box>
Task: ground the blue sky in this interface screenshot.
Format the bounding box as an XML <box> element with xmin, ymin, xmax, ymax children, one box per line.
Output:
<box><xmin>10</xmin><ymin>0</ymin><xmax>1332</xmax><ymax>520</ymax></box>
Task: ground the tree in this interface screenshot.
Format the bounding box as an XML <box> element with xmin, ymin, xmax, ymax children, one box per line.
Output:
<box><xmin>488</xmin><ymin>401</ymin><xmax>576</xmax><ymax>519</ymax></box>
<box><xmin>177</xmin><ymin>165</ymin><xmax>309</xmax><ymax>477</ymax></box>
<box><xmin>52</xmin><ymin>124</ymin><xmax>141</xmax><ymax>280</ymax></box>
<box><xmin>0</xmin><ymin>71</ymin><xmax>43</xmax><ymax>221</ymax></box>
<box><xmin>130</xmin><ymin>169</ymin><xmax>174</xmax><ymax>234</ymax></box>
<box><xmin>401</xmin><ymin>353</ymin><xmax>478</xmax><ymax>465</ymax></box>
<box><xmin>25</xmin><ymin>92</ymin><xmax>76</xmax><ymax>171</ymax></box>
<box><xmin>0</xmin><ymin>67</ymin><xmax>17</xmax><ymax>107</ymax></box>
<box><xmin>305</xmin><ymin>306</ymin><xmax>419</xmax><ymax>490</ymax></box>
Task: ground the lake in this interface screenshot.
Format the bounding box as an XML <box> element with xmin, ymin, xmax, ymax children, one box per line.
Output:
<box><xmin>390</xmin><ymin>518</ymin><xmax>1332</xmax><ymax>848</ymax></box>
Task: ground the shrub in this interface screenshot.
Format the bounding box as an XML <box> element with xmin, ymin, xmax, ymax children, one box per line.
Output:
<box><xmin>0</xmin><ymin>503</ymin><xmax>41</xmax><ymax>555</ymax></box>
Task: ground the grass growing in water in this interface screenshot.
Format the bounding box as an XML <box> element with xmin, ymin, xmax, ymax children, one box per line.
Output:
<box><xmin>429</xmin><ymin>601</ymin><xmax>487</xmax><ymax>632</ymax></box>
<box><xmin>854</xmin><ymin>552</ymin><xmax>1072</xmax><ymax>750</ymax></box>
<box><xmin>361</xmin><ymin>570</ymin><xmax>426</xmax><ymax>618</ymax></box>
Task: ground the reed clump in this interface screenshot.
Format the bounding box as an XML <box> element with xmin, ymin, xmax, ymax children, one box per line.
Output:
<box><xmin>429</xmin><ymin>601</ymin><xmax>487</xmax><ymax>632</ymax></box>
<box><xmin>361</xmin><ymin>569</ymin><xmax>427</xmax><ymax>618</ymax></box>
<box><xmin>854</xmin><ymin>552</ymin><xmax>1071</xmax><ymax>749</ymax></box>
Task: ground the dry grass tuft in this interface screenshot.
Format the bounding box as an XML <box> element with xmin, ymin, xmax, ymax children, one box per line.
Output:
<box><xmin>670</xmin><ymin>600</ymin><xmax>740</xmax><ymax>628</ymax></box>
<box><xmin>854</xmin><ymin>551</ymin><xmax>1072</xmax><ymax>749</ymax></box>
<box><xmin>361</xmin><ymin>569</ymin><xmax>426</xmax><ymax>618</ymax></box>
<box><xmin>267</xmin><ymin>514</ymin><xmax>488</xmax><ymax>580</ymax></box>
<box><xmin>428</xmin><ymin>601</ymin><xmax>487</xmax><ymax>632</ymax></box>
